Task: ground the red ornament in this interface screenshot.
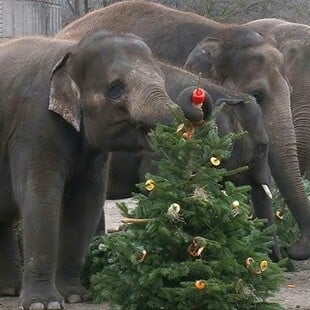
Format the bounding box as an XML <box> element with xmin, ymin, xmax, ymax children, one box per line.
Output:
<box><xmin>191</xmin><ymin>87</ymin><xmax>206</xmax><ymax>107</ymax></box>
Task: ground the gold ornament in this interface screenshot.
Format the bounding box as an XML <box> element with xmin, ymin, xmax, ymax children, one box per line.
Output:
<box><xmin>245</xmin><ymin>257</ymin><xmax>254</xmax><ymax>267</ymax></box>
<box><xmin>168</xmin><ymin>203</ymin><xmax>181</xmax><ymax>214</ymax></box>
<box><xmin>259</xmin><ymin>260</ymin><xmax>268</xmax><ymax>272</ymax></box>
<box><xmin>145</xmin><ymin>179</ymin><xmax>155</xmax><ymax>191</ymax></box>
<box><xmin>245</xmin><ymin>257</ymin><xmax>266</xmax><ymax>275</ymax></box>
<box><xmin>231</xmin><ymin>200</ymin><xmax>240</xmax><ymax>217</ymax></box>
<box><xmin>275</xmin><ymin>209</ymin><xmax>284</xmax><ymax>220</ymax></box>
<box><xmin>187</xmin><ymin>237</ymin><xmax>205</xmax><ymax>258</ymax></box>
<box><xmin>210</xmin><ymin>156</ymin><xmax>221</xmax><ymax>166</ymax></box>
<box><xmin>137</xmin><ymin>250</ymin><xmax>147</xmax><ymax>263</ymax></box>
<box><xmin>195</xmin><ymin>280</ymin><xmax>206</xmax><ymax>290</ymax></box>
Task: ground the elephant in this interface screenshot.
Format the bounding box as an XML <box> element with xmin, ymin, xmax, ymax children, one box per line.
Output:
<box><xmin>55</xmin><ymin>0</ymin><xmax>310</xmax><ymax>260</ymax></box>
<box><xmin>246</xmin><ymin>19</ymin><xmax>310</xmax><ymax>177</ymax></box>
<box><xmin>0</xmin><ymin>32</ymin><xmax>203</xmax><ymax>310</ymax></box>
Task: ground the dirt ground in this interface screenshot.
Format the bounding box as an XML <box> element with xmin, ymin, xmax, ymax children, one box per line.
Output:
<box><xmin>1</xmin><ymin>199</ymin><xmax>309</xmax><ymax>310</ymax></box>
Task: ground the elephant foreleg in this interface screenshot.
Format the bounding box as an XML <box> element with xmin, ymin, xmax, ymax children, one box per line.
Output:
<box><xmin>10</xmin><ymin>149</ymin><xmax>66</xmax><ymax>310</ymax></box>
<box><xmin>57</xmin><ymin>155</ymin><xmax>108</xmax><ymax>303</ymax></box>
<box><xmin>251</xmin><ymin>183</ymin><xmax>282</xmax><ymax>261</ymax></box>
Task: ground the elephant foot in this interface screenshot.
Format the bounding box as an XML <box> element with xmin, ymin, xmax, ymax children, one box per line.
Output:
<box><xmin>0</xmin><ymin>279</ymin><xmax>21</xmax><ymax>296</ymax></box>
<box><xmin>0</xmin><ymin>286</ymin><xmax>20</xmax><ymax>296</ymax></box>
<box><xmin>19</xmin><ymin>287</ymin><xmax>64</xmax><ymax>310</ymax></box>
<box><xmin>57</xmin><ymin>280</ymin><xmax>89</xmax><ymax>304</ymax></box>
<box><xmin>287</xmin><ymin>235</ymin><xmax>310</xmax><ymax>260</ymax></box>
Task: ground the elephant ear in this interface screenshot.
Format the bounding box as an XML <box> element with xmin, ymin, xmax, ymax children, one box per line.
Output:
<box><xmin>49</xmin><ymin>52</ymin><xmax>81</xmax><ymax>132</ymax></box>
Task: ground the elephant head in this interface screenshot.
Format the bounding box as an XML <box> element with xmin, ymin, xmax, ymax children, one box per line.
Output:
<box><xmin>49</xmin><ymin>32</ymin><xmax>202</xmax><ymax>152</ymax></box>
<box><xmin>184</xmin><ymin>38</ymin><xmax>310</xmax><ymax>259</ymax></box>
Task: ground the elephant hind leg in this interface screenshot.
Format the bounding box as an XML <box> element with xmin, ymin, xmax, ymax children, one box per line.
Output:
<box><xmin>0</xmin><ymin>222</ymin><xmax>22</xmax><ymax>296</ymax></box>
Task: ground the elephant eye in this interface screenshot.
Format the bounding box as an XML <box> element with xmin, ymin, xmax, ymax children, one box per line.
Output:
<box><xmin>251</xmin><ymin>91</ymin><xmax>264</xmax><ymax>105</ymax></box>
<box><xmin>107</xmin><ymin>80</ymin><xmax>125</xmax><ymax>100</ymax></box>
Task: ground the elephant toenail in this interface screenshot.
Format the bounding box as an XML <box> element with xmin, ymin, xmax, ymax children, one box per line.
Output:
<box><xmin>67</xmin><ymin>294</ymin><xmax>81</xmax><ymax>303</ymax></box>
<box><xmin>18</xmin><ymin>303</ymin><xmax>25</xmax><ymax>310</ymax></box>
<box><xmin>29</xmin><ymin>302</ymin><xmax>45</xmax><ymax>310</ymax></box>
<box><xmin>47</xmin><ymin>301</ymin><xmax>62</xmax><ymax>309</ymax></box>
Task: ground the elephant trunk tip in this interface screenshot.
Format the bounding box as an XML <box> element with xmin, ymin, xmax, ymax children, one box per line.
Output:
<box><xmin>176</xmin><ymin>86</ymin><xmax>213</xmax><ymax>122</ymax></box>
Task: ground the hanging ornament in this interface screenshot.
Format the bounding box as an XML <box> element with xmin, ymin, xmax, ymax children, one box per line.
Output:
<box><xmin>245</xmin><ymin>257</ymin><xmax>267</xmax><ymax>275</ymax></box>
<box><xmin>259</xmin><ymin>260</ymin><xmax>268</xmax><ymax>272</ymax></box>
<box><xmin>176</xmin><ymin>121</ymin><xmax>196</xmax><ymax>140</ymax></box>
<box><xmin>167</xmin><ymin>203</ymin><xmax>184</xmax><ymax>223</ymax></box>
<box><xmin>145</xmin><ymin>179</ymin><xmax>155</xmax><ymax>191</ymax></box>
<box><xmin>137</xmin><ymin>250</ymin><xmax>147</xmax><ymax>263</ymax></box>
<box><xmin>195</xmin><ymin>280</ymin><xmax>206</xmax><ymax>290</ymax></box>
<box><xmin>183</xmin><ymin>123</ymin><xmax>196</xmax><ymax>140</ymax></box>
<box><xmin>231</xmin><ymin>200</ymin><xmax>240</xmax><ymax>217</ymax></box>
<box><xmin>210</xmin><ymin>156</ymin><xmax>221</xmax><ymax>166</ymax></box>
<box><xmin>98</xmin><ymin>243</ymin><xmax>107</xmax><ymax>251</ymax></box>
<box><xmin>245</xmin><ymin>257</ymin><xmax>259</xmax><ymax>274</ymax></box>
<box><xmin>187</xmin><ymin>237</ymin><xmax>205</xmax><ymax>258</ymax></box>
<box><xmin>245</xmin><ymin>257</ymin><xmax>255</xmax><ymax>268</ymax></box>
<box><xmin>193</xmin><ymin>187</ymin><xmax>208</xmax><ymax>201</ymax></box>
<box><xmin>191</xmin><ymin>88</ymin><xmax>206</xmax><ymax>108</ymax></box>
<box><xmin>275</xmin><ymin>209</ymin><xmax>284</xmax><ymax>220</ymax></box>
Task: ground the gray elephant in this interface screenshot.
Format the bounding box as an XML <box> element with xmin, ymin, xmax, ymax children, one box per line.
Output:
<box><xmin>55</xmin><ymin>0</ymin><xmax>310</xmax><ymax>260</ymax></box>
<box><xmin>246</xmin><ymin>19</ymin><xmax>310</xmax><ymax>177</ymax></box>
<box><xmin>0</xmin><ymin>32</ymin><xmax>203</xmax><ymax>310</ymax></box>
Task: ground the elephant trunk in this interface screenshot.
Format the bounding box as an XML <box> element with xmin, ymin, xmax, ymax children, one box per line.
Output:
<box><xmin>263</xmin><ymin>109</ymin><xmax>310</xmax><ymax>234</ymax></box>
<box><xmin>176</xmin><ymin>86</ymin><xmax>212</xmax><ymax>122</ymax></box>
<box><xmin>130</xmin><ymin>85</ymin><xmax>204</xmax><ymax>128</ymax></box>
<box><xmin>290</xmin><ymin>82</ymin><xmax>310</xmax><ymax>177</ymax></box>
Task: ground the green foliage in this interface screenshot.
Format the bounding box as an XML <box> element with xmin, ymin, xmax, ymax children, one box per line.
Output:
<box><xmin>84</xmin><ymin>118</ymin><xmax>284</xmax><ymax>309</ymax></box>
<box><xmin>272</xmin><ymin>179</ymin><xmax>310</xmax><ymax>259</ymax></box>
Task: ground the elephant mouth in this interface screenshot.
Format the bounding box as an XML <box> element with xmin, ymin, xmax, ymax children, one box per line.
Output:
<box><xmin>105</xmin><ymin>120</ymin><xmax>154</xmax><ymax>152</ymax></box>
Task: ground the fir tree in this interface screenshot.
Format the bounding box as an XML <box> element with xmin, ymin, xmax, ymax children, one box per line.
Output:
<box><xmin>84</xmin><ymin>113</ymin><xmax>284</xmax><ymax>309</ymax></box>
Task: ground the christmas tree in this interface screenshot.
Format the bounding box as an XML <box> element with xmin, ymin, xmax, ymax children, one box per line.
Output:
<box><xmin>84</xmin><ymin>105</ymin><xmax>284</xmax><ymax>309</ymax></box>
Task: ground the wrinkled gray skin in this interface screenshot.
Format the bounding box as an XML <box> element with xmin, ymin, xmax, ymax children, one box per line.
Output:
<box><xmin>0</xmin><ymin>32</ymin><xmax>203</xmax><ymax>310</ymax></box>
<box><xmin>55</xmin><ymin>0</ymin><xmax>310</xmax><ymax>260</ymax></box>
<box><xmin>246</xmin><ymin>19</ymin><xmax>310</xmax><ymax>177</ymax></box>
